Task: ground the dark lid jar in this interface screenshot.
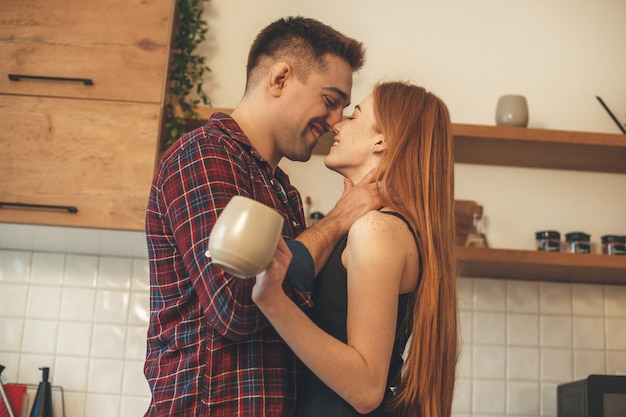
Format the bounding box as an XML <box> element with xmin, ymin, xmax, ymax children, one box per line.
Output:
<box><xmin>565</xmin><ymin>232</ymin><xmax>591</xmax><ymax>254</ymax></box>
<box><xmin>309</xmin><ymin>211</ymin><xmax>324</xmax><ymax>226</ymax></box>
<box><xmin>535</xmin><ymin>230</ymin><xmax>560</xmax><ymax>252</ymax></box>
<box><xmin>601</xmin><ymin>235</ymin><xmax>626</xmax><ymax>255</ymax></box>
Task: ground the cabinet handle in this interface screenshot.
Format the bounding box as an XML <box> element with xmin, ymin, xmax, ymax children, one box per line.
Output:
<box><xmin>0</xmin><ymin>202</ymin><xmax>78</xmax><ymax>213</ymax></box>
<box><xmin>8</xmin><ymin>74</ymin><xmax>94</xmax><ymax>86</ymax></box>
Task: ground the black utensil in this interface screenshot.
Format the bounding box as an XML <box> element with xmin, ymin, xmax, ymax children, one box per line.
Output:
<box><xmin>596</xmin><ymin>96</ymin><xmax>626</xmax><ymax>134</ymax></box>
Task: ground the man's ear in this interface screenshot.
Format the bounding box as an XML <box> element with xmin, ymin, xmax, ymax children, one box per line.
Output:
<box><xmin>268</xmin><ymin>62</ymin><xmax>291</xmax><ymax>97</ymax></box>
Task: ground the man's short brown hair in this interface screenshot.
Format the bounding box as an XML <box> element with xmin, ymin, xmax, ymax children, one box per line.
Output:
<box><xmin>245</xmin><ymin>16</ymin><xmax>365</xmax><ymax>90</ymax></box>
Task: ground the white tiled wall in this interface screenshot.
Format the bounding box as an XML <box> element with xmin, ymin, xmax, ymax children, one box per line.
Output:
<box><xmin>0</xmin><ymin>247</ymin><xmax>151</xmax><ymax>417</ymax></box>
<box><xmin>453</xmin><ymin>278</ymin><xmax>626</xmax><ymax>417</ymax></box>
<box><xmin>1</xmin><ymin>224</ymin><xmax>625</xmax><ymax>417</ymax></box>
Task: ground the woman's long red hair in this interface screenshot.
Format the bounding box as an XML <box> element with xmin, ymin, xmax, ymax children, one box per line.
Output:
<box><xmin>373</xmin><ymin>82</ymin><xmax>458</xmax><ymax>417</ymax></box>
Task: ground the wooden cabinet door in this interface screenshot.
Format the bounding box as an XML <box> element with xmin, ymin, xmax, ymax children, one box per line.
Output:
<box><xmin>0</xmin><ymin>0</ymin><xmax>174</xmax><ymax>103</ymax></box>
<box><xmin>0</xmin><ymin>95</ymin><xmax>161</xmax><ymax>230</ymax></box>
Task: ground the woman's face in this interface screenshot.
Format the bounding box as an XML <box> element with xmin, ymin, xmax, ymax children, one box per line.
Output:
<box><xmin>324</xmin><ymin>94</ymin><xmax>384</xmax><ymax>181</ymax></box>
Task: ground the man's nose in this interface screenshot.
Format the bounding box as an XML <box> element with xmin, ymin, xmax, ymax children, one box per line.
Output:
<box><xmin>326</xmin><ymin>108</ymin><xmax>344</xmax><ymax>128</ymax></box>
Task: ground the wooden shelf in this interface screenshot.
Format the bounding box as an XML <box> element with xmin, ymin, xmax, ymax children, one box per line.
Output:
<box><xmin>453</xmin><ymin>124</ymin><xmax>626</xmax><ymax>173</ymax></box>
<box><xmin>457</xmin><ymin>246</ymin><xmax>626</xmax><ymax>285</ymax></box>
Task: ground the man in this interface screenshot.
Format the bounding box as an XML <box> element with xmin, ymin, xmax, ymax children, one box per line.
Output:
<box><xmin>144</xmin><ymin>16</ymin><xmax>378</xmax><ymax>416</ymax></box>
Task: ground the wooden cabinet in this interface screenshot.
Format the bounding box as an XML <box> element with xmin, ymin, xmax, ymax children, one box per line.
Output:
<box><xmin>0</xmin><ymin>0</ymin><xmax>172</xmax><ymax>102</ymax></box>
<box><xmin>0</xmin><ymin>96</ymin><xmax>161</xmax><ymax>230</ymax></box>
<box><xmin>0</xmin><ymin>0</ymin><xmax>175</xmax><ymax>230</ymax></box>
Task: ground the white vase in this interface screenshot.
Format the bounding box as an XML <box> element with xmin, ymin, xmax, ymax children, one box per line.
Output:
<box><xmin>495</xmin><ymin>94</ymin><xmax>529</xmax><ymax>127</ymax></box>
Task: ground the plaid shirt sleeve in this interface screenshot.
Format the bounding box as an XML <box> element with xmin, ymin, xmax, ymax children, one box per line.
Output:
<box><xmin>144</xmin><ymin>114</ymin><xmax>311</xmax><ymax>417</ymax></box>
<box><xmin>162</xmin><ymin>132</ymin><xmax>268</xmax><ymax>338</ymax></box>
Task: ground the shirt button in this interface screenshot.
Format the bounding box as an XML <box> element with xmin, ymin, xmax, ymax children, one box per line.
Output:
<box><xmin>292</xmin><ymin>220</ymin><xmax>298</xmax><ymax>227</ymax></box>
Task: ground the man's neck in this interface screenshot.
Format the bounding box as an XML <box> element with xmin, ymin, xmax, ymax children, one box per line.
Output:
<box><xmin>231</xmin><ymin>103</ymin><xmax>280</xmax><ymax>171</ymax></box>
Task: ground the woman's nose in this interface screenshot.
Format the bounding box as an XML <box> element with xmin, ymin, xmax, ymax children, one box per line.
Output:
<box><xmin>332</xmin><ymin>116</ymin><xmax>348</xmax><ymax>133</ymax></box>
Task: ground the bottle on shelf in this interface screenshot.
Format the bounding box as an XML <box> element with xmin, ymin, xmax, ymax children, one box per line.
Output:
<box><xmin>465</xmin><ymin>207</ymin><xmax>489</xmax><ymax>248</ymax></box>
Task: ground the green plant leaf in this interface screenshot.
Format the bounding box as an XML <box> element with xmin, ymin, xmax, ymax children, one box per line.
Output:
<box><xmin>163</xmin><ymin>0</ymin><xmax>211</xmax><ymax>151</ymax></box>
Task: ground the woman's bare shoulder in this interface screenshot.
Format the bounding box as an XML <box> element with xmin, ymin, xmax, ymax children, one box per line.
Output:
<box><xmin>349</xmin><ymin>210</ymin><xmax>413</xmax><ymax>243</ymax></box>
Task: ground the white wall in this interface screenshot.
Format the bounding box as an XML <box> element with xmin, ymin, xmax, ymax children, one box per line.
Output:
<box><xmin>200</xmin><ymin>0</ymin><xmax>626</xmax><ymax>250</ymax></box>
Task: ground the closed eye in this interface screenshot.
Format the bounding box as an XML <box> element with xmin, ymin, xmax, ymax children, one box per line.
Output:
<box><xmin>324</xmin><ymin>95</ymin><xmax>338</xmax><ymax>108</ymax></box>
<box><xmin>346</xmin><ymin>105</ymin><xmax>361</xmax><ymax>120</ymax></box>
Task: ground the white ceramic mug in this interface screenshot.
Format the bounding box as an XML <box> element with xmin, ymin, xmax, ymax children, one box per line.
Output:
<box><xmin>495</xmin><ymin>94</ymin><xmax>529</xmax><ymax>127</ymax></box>
<box><xmin>206</xmin><ymin>196</ymin><xmax>284</xmax><ymax>278</ymax></box>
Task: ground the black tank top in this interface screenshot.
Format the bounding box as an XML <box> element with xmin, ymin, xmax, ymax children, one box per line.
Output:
<box><xmin>296</xmin><ymin>211</ymin><xmax>420</xmax><ymax>417</ymax></box>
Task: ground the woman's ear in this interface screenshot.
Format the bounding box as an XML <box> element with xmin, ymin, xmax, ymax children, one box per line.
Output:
<box><xmin>371</xmin><ymin>137</ymin><xmax>387</xmax><ymax>153</ymax></box>
<box><xmin>268</xmin><ymin>62</ymin><xmax>291</xmax><ymax>97</ymax></box>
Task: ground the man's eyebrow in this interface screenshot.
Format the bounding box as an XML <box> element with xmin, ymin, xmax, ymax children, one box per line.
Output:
<box><xmin>323</xmin><ymin>86</ymin><xmax>349</xmax><ymax>103</ymax></box>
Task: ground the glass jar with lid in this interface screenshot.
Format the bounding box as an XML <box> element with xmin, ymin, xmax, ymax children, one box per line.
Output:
<box><xmin>565</xmin><ymin>232</ymin><xmax>591</xmax><ymax>254</ymax></box>
<box><xmin>601</xmin><ymin>235</ymin><xmax>626</xmax><ymax>255</ymax></box>
<box><xmin>535</xmin><ymin>230</ymin><xmax>560</xmax><ymax>252</ymax></box>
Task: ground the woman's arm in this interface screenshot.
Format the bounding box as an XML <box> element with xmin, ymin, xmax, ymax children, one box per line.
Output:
<box><xmin>253</xmin><ymin>211</ymin><xmax>413</xmax><ymax>414</ymax></box>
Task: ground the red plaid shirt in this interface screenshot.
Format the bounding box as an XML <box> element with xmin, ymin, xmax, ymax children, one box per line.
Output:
<box><xmin>144</xmin><ymin>113</ymin><xmax>311</xmax><ymax>416</ymax></box>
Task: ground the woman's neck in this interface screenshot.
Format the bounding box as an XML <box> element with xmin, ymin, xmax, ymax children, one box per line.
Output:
<box><xmin>343</xmin><ymin>164</ymin><xmax>378</xmax><ymax>186</ymax></box>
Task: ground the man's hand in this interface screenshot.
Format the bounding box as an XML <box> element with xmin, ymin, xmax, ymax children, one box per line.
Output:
<box><xmin>295</xmin><ymin>169</ymin><xmax>381</xmax><ymax>275</ymax></box>
<box><xmin>323</xmin><ymin>168</ymin><xmax>382</xmax><ymax>235</ymax></box>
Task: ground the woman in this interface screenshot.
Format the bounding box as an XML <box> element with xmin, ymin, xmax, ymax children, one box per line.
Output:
<box><xmin>252</xmin><ymin>81</ymin><xmax>458</xmax><ymax>417</ymax></box>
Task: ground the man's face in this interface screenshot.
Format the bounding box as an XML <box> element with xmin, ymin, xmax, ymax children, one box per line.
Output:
<box><xmin>276</xmin><ymin>54</ymin><xmax>353</xmax><ymax>162</ymax></box>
